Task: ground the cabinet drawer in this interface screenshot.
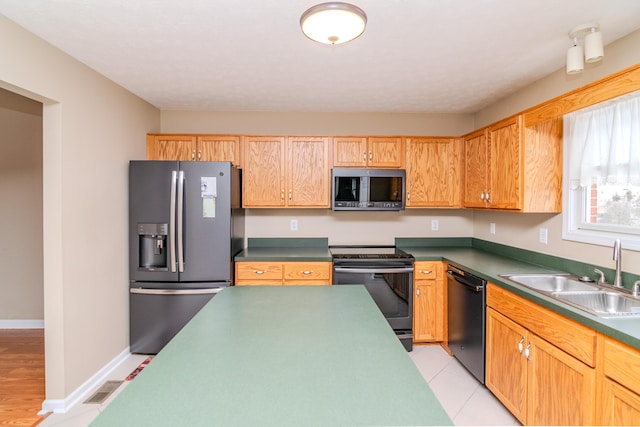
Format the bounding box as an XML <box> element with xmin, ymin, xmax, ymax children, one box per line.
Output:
<box><xmin>414</xmin><ymin>261</ymin><xmax>440</xmax><ymax>280</ymax></box>
<box><xmin>235</xmin><ymin>262</ymin><xmax>283</xmax><ymax>281</ymax></box>
<box><xmin>487</xmin><ymin>283</ymin><xmax>597</xmax><ymax>366</ymax></box>
<box><xmin>604</xmin><ymin>336</ymin><xmax>640</xmax><ymax>396</ymax></box>
<box><xmin>283</xmin><ymin>262</ymin><xmax>331</xmax><ymax>281</ymax></box>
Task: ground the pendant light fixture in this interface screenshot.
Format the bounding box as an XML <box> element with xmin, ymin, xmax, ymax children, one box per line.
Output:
<box><xmin>300</xmin><ymin>2</ymin><xmax>367</xmax><ymax>45</ymax></box>
<box><xmin>566</xmin><ymin>23</ymin><xmax>604</xmax><ymax>74</ymax></box>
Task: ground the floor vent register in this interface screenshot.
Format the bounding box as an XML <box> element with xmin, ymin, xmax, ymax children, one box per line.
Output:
<box><xmin>84</xmin><ymin>380</ymin><xmax>124</xmax><ymax>404</ymax></box>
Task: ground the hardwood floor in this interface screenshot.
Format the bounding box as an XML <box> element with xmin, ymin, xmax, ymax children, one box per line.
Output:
<box><xmin>0</xmin><ymin>329</ymin><xmax>47</xmax><ymax>427</ymax></box>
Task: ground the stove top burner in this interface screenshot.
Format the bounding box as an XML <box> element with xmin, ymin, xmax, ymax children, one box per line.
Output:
<box><xmin>330</xmin><ymin>246</ymin><xmax>413</xmax><ymax>259</ymax></box>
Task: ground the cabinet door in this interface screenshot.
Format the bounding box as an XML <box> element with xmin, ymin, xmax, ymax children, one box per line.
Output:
<box><xmin>197</xmin><ymin>135</ymin><xmax>241</xmax><ymax>166</ymax></box>
<box><xmin>488</xmin><ymin>117</ymin><xmax>522</xmax><ymax>209</ymax></box>
<box><xmin>463</xmin><ymin>129</ymin><xmax>488</xmax><ymax>208</ymax></box>
<box><xmin>413</xmin><ymin>262</ymin><xmax>444</xmax><ymax>342</ymax></box>
<box><xmin>243</xmin><ymin>136</ymin><xmax>286</xmax><ymax>207</ymax></box>
<box><xmin>527</xmin><ymin>334</ymin><xmax>596</xmax><ymax>426</ymax></box>
<box><xmin>601</xmin><ymin>379</ymin><xmax>640</xmax><ymax>426</ymax></box>
<box><xmin>485</xmin><ymin>308</ymin><xmax>528</xmax><ymax>424</ymax></box>
<box><xmin>368</xmin><ymin>137</ymin><xmax>403</xmax><ymax>168</ymax></box>
<box><xmin>333</xmin><ymin>137</ymin><xmax>368</xmax><ymax>167</ymax></box>
<box><xmin>147</xmin><ymin>135</ymin><xmax>197</xmax><ymax>161</ymax></box>
<box><xmin>406</xmin><ymin>137</ymin><xmax>461</xmax><ymax>207</ymax></box>
<box><xmin>287</xmin><ymin>137</ymin><xmax>330</xmax><ymax>207</ymax></box>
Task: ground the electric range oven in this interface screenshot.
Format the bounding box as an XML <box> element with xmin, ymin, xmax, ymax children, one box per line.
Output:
<box><xmin>331</xmin><ymin>246</ymin><xmax>414</xmax><ymax>351</ymax></box>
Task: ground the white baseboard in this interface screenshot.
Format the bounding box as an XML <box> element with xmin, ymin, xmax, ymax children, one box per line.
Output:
<box><xmin>39</xmin><ymin>347</ymin><xmax>131</xmax><ymax>415</ymax></box>
<box><xmin>0</xmin><ymin>319</ymin><xmax>44</xmax><ymax>329</ymax></box>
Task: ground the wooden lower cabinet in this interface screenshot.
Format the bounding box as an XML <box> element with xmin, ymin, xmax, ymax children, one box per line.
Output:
<box><xmin>600</xmin><ymin>336</ymin><xmax>640</xmax><ymax>425</ymax></box>
<box><xmin>413</xmin><ymin>261</ymin><xmax>445</xmax><ymax>342</ymax></box>
<box><xmin>235</xmin><ymin>261</ymin><xmax>331</xmax><ymax>286</ymax></box>
<box><xmin>486</xmin><ymin>284</ymin><xmax>596</xmax><ymax>425</ymax></box>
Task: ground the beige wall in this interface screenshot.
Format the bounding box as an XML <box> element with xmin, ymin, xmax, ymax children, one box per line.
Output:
<box><xmin>245</xmin><ymin>209</ymin><xmax>474</xmax><ymax>246</ymax></box>
<box><xmin>160</xmin><ymin>110</ymin><xmax>474</xmax><ymax>136</ymax></box>
<box><xmin>0</xmin><ymin>15</ymin><xmax>160</xmax><ymax>404</ymax></box>
<box><xmin>0</xmin><ymin>88</ymin><xmax>43</xmax><ymax>321</ymax></box>
<box><xmin>472</xmin><ymin>29</ymin><xmax>640</xmax><ymax>275</ymax></box>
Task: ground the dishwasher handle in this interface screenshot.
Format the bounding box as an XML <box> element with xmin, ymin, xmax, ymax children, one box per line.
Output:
<box><xmin>446</xmin><ymin>270</ymin><xmax>485</xmax><ymax>292</ymax></box>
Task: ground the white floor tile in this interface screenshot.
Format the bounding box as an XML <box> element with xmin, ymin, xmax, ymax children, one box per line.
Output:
<box><xmin>453</xmin><ymin>385</ymin><xmax>519</xmax><ymax>426</ymax></box>
<box><xmin>409</xmin><ymin>344</ymin><xmax>453</xmax><ymax>382</ymax></box>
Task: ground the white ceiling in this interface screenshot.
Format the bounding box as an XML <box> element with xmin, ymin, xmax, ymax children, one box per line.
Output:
<box><xmin>1</xmin><ymin>0</ymin><xmax>640</xmax><ymax>114</ymax></box>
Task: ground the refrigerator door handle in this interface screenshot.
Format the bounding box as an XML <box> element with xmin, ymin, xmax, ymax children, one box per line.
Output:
<box><xmin>130</xmin><ymin>287</ymin><xmax>225</xmax><ymax>296</ymax></box>
<box><xmin>177</xmin><ymin>170</ymin><xmax>185</xmax><ymax>273</ymax></box>
<box><xmin>169</xmin><ymin>170</ymin><xmax>178</xmax><ymax>273</ymax></box>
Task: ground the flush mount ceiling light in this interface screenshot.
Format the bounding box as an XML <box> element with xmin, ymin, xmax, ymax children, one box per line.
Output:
<box><xmin>300</xmin><ymin>2</ymin><xmax>367</xmax><ymax>45</ymax></box>
<box><xmin>566</xmin><ymin>23</ymin><xmax>604</xmax><ymax>74</ymax></box>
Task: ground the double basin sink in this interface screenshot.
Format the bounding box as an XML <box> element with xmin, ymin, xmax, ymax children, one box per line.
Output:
<box><xmin>500</xmin><ymin>274</ymin><xmax>640</xmax><ymax>318</ymax></box>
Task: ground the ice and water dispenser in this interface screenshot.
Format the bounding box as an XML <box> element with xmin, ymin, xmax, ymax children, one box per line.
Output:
<box><xmin>137</xmin><ymin>223</ymin><xmax>168</xmax><ymax>270</ymax></box>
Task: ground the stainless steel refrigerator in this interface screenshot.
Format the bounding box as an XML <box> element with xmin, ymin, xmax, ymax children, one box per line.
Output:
<box><xmin>129</xmin><ymin>161</ymin><xmax>244</xmax><ymax>354</ymax></box>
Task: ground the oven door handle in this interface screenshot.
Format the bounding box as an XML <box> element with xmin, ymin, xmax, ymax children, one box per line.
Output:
<box><xmin>333</xmin><ymin>267</ymin><xmax>414</xmax><ymax>274</ymax></box>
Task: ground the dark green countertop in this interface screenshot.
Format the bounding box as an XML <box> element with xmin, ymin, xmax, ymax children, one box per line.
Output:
<box><xmin>235</xmin><ymin>237</ymin><xmax>332</xmax><ymax>261</ymax></box>
<box><xmin>91</xmin><ymin>286</ymin><xmax>452</xmax><ymax>427</ymax></box>
<box><xmin>399</xmin><ymin>245</ymin><xmax>640</xmax><ymax>350</ymax></box>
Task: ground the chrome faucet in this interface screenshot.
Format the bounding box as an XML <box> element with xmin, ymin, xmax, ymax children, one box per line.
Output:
<box><xmin>613</xmin><ymin>239</ymin><xmax>623</xmax><ymax>288</ymax></box>
<box><xmin>633</xmin><ymin>281</ymin><xmax>640</xmax><ymax>298</ymax></box>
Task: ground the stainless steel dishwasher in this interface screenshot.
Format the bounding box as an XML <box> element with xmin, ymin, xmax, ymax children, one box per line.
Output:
<box><xmin>446</xmin><ymin>264</ymin><xmax>487</xmax><ymax>384</ymax></box>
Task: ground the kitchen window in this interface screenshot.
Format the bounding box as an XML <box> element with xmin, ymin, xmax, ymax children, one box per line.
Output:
<box><xmin>562</xmin><ymin>89</ymin><xmax>640</xmax><ymax>250</ymax></box>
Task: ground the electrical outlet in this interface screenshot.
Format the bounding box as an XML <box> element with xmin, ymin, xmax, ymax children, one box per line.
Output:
<box><xmin>539</xmin><ymin>228</ymin><xmax>548</xmax><ymax>244</ymax></box>
<box><xmin>490</xmin><ymin>223</ymin><xmax>496</xmax><ymax>234</ymax></box>
<box><xmin>431</xmin><ymin>219</ymin><xmax>439</xmax><ymax>231</ymax></box>
<box><xmin>290</xmin><ymin>219</ymin><xmax>298</xmax><ymax>231</ymax></box>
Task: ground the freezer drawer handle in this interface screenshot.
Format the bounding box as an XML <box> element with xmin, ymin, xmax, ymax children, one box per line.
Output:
<box><xmin>130</xmin><ymin>288</ymin><xmax>225</xmax><ymax>296</ymax></box>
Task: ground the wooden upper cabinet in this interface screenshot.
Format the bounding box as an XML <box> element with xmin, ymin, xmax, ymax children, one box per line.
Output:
<box><xmin>146</xmin><ymin>134</ymin><xmax>242</xmax><ymax>166</ymax></box>
<box><xmin>198</xmin><ymin>135</ymin><xmax>241</xmax><ymax>167</ymax></box>
<box><xmin>487</xmin><ymin>116</ymin><xmax>522</xmax><ymax>210</ymax></box>
<box><xmin>463</xmin><ymin>114</ymin><xmax>561</xmax><ymax>212</ymax></box>
<box><xmin>332</xmin><ymin>137</ymin><xmax>368</xmax><ymax>167</ymax></box>
<box><xmin>333</xmin><ymin>136</ymin><xmax>403</xmax><ymax>168</ymax></box>
<box><xmin>287</xmin><ymin>136</ymin><xmax>330</xmax><ymax>208</ymax></box>
<box><xmin>147</xmin><ymin>134</ymin><xmax>197</xmax><ymax>161</ymax></box>
<box><xmin>368</xmin><ymin>137</ymin><xmax>404</xmax><ymax>168</ymax></box>
<box><xmin>405</xmin><ymin>137</ymin><xmax>461</xmax><ymax>208</ymax></box>
<box><xmin>243</xmin><ymin>136</ymin><xmax>330</xmax><ymax>208</ymax></box>
<box><xmin>463</xmin><ymin>128</ymin><xmax>489</xmax><ymax>209</ymax></box>
<box><xmin>242</xmin><ymin>136</ymin><xmax>286</xmax><ymax>207</ymax></box>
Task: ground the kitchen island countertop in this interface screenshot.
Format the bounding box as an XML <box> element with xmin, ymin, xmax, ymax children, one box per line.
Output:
<box><xmin>91</xmin><ymin>286</ymin><xmax>452</xmax><ymax>426</ymax></box>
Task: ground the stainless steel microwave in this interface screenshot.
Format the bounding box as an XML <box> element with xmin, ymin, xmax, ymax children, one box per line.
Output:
<box><xmin>332</xmin><ymin>168</ymin><xmax>405</xmax><ymax>211</ymax></box>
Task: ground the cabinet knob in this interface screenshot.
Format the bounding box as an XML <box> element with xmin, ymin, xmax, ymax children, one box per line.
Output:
<box><xmin>416</xmin><ymin>288</ymin><xmax>420</xmax><ymax>296</ymax></box>
<box><xmin>518</xmin><ymin>337</ymin><xmax>524</xmax><ymax>353</ymax></box>
<box><xmin>480</xmin><ymin>192</ymin><xmax>485</xmax><ymax>201</ymax></box>
<box><xmin>363</xmin><ymin>152</ymin><xmax>367</xmax><ymax>162</ymax></box>
<box><xmin>407</xmin><ymin>192</ymin><xmax>411</xmax><ymax>200</ymax></box>
<box><xmin>369</xmin><ymin>151</ymin><xmax>372</xmax><ymax>160</ymax></box>
<box><xmin>524</xmin><ymin>342</ymin><xmax>531</xmax><ymax>361</ymax></box>
<box><xmin>191</xmin><ymin>151</ymin><xmax>196</xmax><ymax>160</ymax></box>
<box><xmin>281</xmin><ymin>190</ymin><xmax>285</xmax><ymax>201</ymax></box>
<box><xmin>486</xmin><ymin>189</ymin><xmax>491</xmax><ymax>203</ymax></box>
<box><xmin>288</xmin><ymin>191</ymin><xmax>292</xmax><ymax>200</ymax></box>
<box><xmin>197</xmin><ymin>151</ymin><xmax>201</xmax><ymax>160</ymax></box>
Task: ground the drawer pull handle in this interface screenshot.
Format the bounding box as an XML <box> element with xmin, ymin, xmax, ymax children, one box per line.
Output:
<box><xmin>420</xmin><ymin>270</ymin><xmax>433</xmax><ymax>274</ymax></box>
<box><xmin>518</xmin><ymin>337</ymin><xmax>524</xmax><ymax>353</ymax></box>
<box><xmin>254</xmin><ymin>270</ymin><xmax>265</xmax><ymax>275</ymax></box>
<box><xmin>302</xmin><ymin>270</ymin><xmax>313</xmax><ymax>275</ymax></box>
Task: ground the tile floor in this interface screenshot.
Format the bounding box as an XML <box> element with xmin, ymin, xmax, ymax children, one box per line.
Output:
<box><xmin>39</xmin><ymin>345</ymin><xmax>519</xmax><ymax>426</ymax></box>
